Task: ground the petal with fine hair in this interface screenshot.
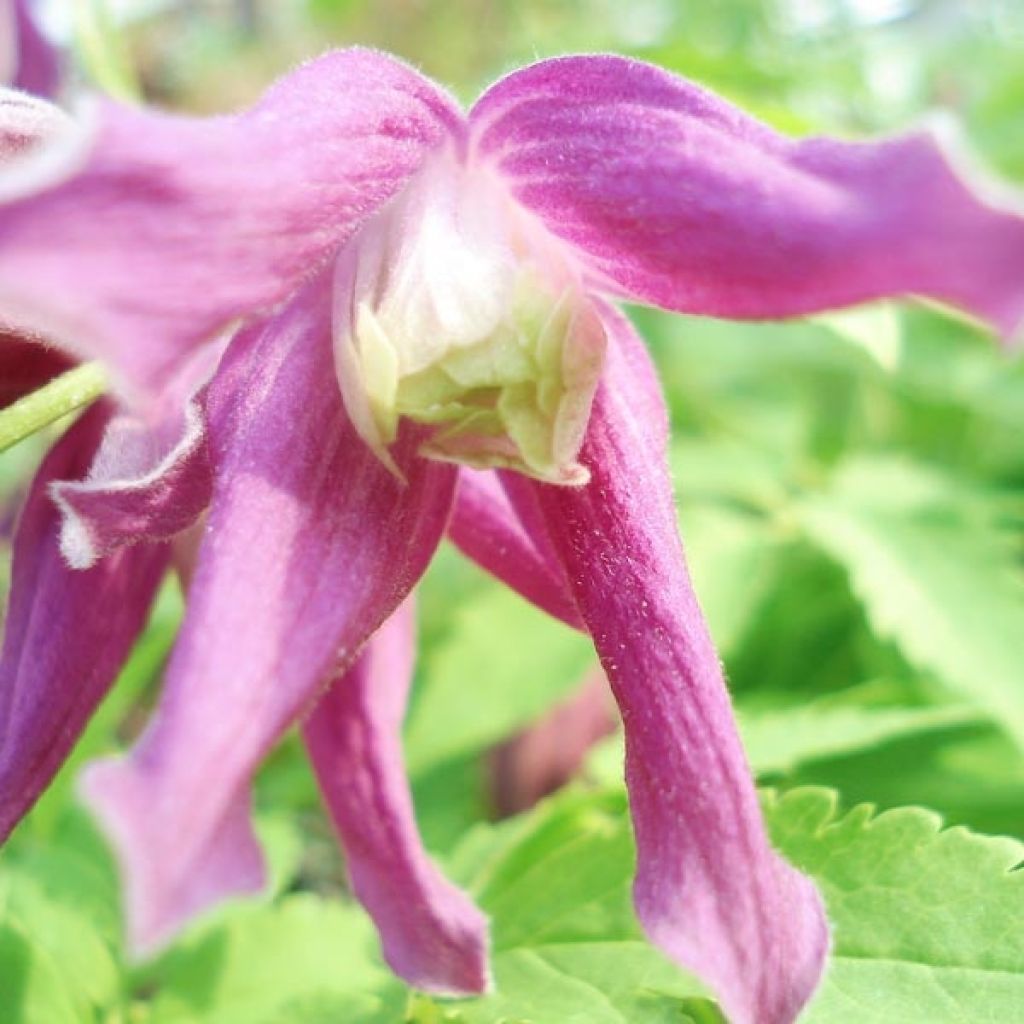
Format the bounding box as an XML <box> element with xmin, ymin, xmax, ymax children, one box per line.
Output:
<box><xmin>79</xmin><ymin>276</ymin><xmax>457</xmax><ymax>957</ymax></box>
<box><xmin>303</xmin><ymin>601</ymin><xmax>490</xmax><ymax>996</ymax></box>
<box><xmin>51</xmin><ymin>348</ymin><xmax>219</xmax><ymax>569</ymax></box>
<box><xmin>0</xmin><ymin>48</ymin><xmax>461</xmax><ymax>400</ymax></box>
<box><xmin>472</xmin><ymin>54</ymin><xmax>1024</xmax><ymax>340</ymax></box>
<box><xmin>0</xmin><ymin>405</ymin><xmax>167</xmax><ymax>842</ymax></box>
<box><xmin>509</xmin><ymin>306</ymin><xmax>829</xmax><ymax>1024</ymax></box>
<box><xmin>448</xmin><ymin>468</ymin><xmax>581</xmax><ymax>630</ymax></box>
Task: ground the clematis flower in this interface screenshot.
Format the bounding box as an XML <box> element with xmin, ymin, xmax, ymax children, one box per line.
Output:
<box><xmin>1</xmin><ymin>48</ymin><xmax>1023</xmax><ymax>1024</ymax></box>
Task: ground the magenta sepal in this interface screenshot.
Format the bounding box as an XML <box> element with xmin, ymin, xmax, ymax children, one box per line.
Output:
<box><xmin>79</xmin><ymin>276</ymin><xmax>457</xmax><ymax>957</ymax></box>
<box><xmin>473</xmin><ymin>54</ymin><xmax>1024</xmax><ymax>341</ymax></box>
<box><xmin>303</xmin><ymin>601</ymin><xmax>491</xmax><ymax>996</ymax></box>
<box><xmin>0</xmin><ymin>405</ymin><xmax>168</xmax><ymax>841</ymax></box>
<box><xmin>448</xmin><ymin>468</ymin><xmax>581</xmax><ymax>630</ymax></box>
<box><xmin>507</xmin><ymin>306</ymin><xmax>830</xmax><ymax>1024</ymax></box>
<box><xmin>0</xmin><ymin>49</ymin><xmax>461</xmax><ymax>400</ymax></box>
<box><xmin>50</xmin><ymin>349</ymin><xmax>217</xmax><ymax>569</ymax></box>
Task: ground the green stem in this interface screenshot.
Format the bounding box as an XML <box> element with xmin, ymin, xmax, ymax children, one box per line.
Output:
<box><xmin>0</xmin><ymin>362</ymin><xmax>108</xmax><ymax>454</ymax></box>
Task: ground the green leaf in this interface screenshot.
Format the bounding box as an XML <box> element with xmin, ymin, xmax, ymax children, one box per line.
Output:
<box><xmin>404</xmin><ymin>584</ymin><xmax>593</xmax><ymax>775</ymax></box>
<box><xmin>0</xmin><ymin>852</ymin><xmax>122</xmax><ymax>1023</ymax></box>
<box><xmin>145</xmin><ymin>895</ymin><xmax>397</xmax><ymax>1024</ymax></box>
<box><xmin>416</xmin><ymin>783</ymin><xmax>1024</xmax><ymax>1023</ymax></box>
<box><xmin>737</xmin><ymin>691</ymin><xmax>980</xmax><ymax>776</ymax></box>
<box><xmin>0</xmin><ymin>923</ymin><xmax>83</xmax><ymax>1024</ymax></box>
<box><xmin>767</xmin><ymin>788</ymin><xmax>1024</xmax><ymax>1022</ymax></box>
<box><xmin>437</xmin><ymin>944</ymin><xmax>719</xmax><ymax>1024</ymax></box>
<box><xmin>423</xmin><ymin>790</ymin><xmax>715</xmax><ymax>1024</ymax></box>
<box><xmin>790</xmin><ymin>724</ymin><xmax>1024</xmax><ymax>840</ymax></box>
<box><xmin>467</xmin><ymin>790</ymin><xmax>638</xmax><ymax>951</ymax></box>
<box><xmin>798</xmin><ymin>456</ymin><xmax>1024</xmax><ymax>748</ymax></box>
<box><xmin>586</xmin><ymin>684</ymin><xmax>978</xmax><ymax>784</ymax></box>
<box><xmin>676</xmin><ymin>498</ymin><xmax>787</xmax><ymax>660</ymax></box>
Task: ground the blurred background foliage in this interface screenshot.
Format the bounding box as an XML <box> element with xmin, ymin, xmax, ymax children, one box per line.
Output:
<box><xmin>3</xmin><ymin>0</ymin><xmax>1024</xmax><ymax>1021</ymax></box>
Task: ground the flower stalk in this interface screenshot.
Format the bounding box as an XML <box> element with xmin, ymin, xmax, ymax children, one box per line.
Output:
<box><xmin>0</xmin><ymin>360</ymin><xmax>106</xmax><ymax>454</ymax></box>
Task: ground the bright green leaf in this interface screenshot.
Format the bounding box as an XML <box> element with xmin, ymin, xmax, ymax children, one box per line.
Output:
<box><xmin>405</xmin><ymin>585</ymin><xmax>593</xmax><ymax>775</ymax></box>
<box><xmin>145</xmin><ymin>895</ymin><xmax>395</xmax><ymax>1024</ymax></box>
<box><xmin>767</xmin><ymin>788</ymin><xmax>1024</xmax><ymax>1023</ymax></box>
<box><xmin>798</xmin><ymin>456</ymin><xmax>1024</xmax><ymax>748</ymax></box>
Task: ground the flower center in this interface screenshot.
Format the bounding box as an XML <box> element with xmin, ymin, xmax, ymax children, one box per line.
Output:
<box><xmin>332</xmin><ymin>151</ymin><xmax>605</xmax><ymax>485</ymax></box>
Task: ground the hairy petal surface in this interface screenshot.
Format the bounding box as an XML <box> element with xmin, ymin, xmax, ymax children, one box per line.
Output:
<box><xmin>303</xmin><ymin>601</ymin><xmax>490</xmax><ymax>995</ymax></box>
<box><xmin>0</xmin><ymin>406</ymin><xmax>167</xmax><ymax>842</ymax></box>
<box><xmin>79</xmin><ymin>277</ymin><xmax>457</xmax><ymax>957</ymax></box>
<box><xmin>0</xmin><ymin>48</ymin><xmax>461</xmax><ymax>399</ymax></box>
<box><xmin>472</xmin><ymin>55</ymin><xmax>1024</xmax><ymax>339</ymax></box>
<box><xmin>507</xmin><ymin>306</ymin><xmax>829</xmax><ymax>1024</ymax></box>
<box><xmin>51</xmin><ymin>349</ymin><xmax>218</xmax><ymax>569</ymax></box>
<box><xmin>448</xmin><ymin>468</ymin><xmax>581</xmax><ymax>629</ymax></box>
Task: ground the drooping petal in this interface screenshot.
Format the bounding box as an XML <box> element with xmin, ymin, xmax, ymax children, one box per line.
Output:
<box><xmin>12</xmin><ymin>0</ymin><xmax>61</xmax><ymax>98</ymax></box>
<box><xmin>447</xmin><ymin>467</ymin><xmax>581</xmax><ymax>629</ymax></box>
<box><xmin>79</xmin><ymin>275</ymin><xmax>457</xmax><ymax>957</ymax></box>
<box><xmin>0</xmin><ymin>48</ymin><xmax>462</xmax><ymax>400</ymax></box>
<box><xmin>472</xmin><ymin>55</ymin><xmax>1024</xmax><ymax>340</ymax></box>
<box><xmin>0</xmin><ymin>405</ymin><xmax>167</xmax><ymax>842</ymax></box>
<box><xmin>0</xmin><ymin>329</ymin><xmax>69</xmax><ymax>407</ymax></box>
<box><xmin>50</xmin><ymin>348</ymin><xmax>218</xmax><ymax>569</ymax></box>
<box><xmin>505</xmin><ymin>305</ymin><xmax>828</xmax><ymax>1024</ymax></box>
<box><xmin>303</xmin><ymin>600</ymin><xmax>490</xmax><ymax>996</ymax></box>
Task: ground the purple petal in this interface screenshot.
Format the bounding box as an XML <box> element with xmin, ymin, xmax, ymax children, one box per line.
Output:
<box><xmin>50</xmin><ymin>349</ymin><xmax>217</xmax><ymax>569</ymax></box>
<box><xmin>508</xmin><ymin>305</ymin><xmax>829</xmax><ymax>1024</ymax></box>
<box><xmin>0</xmin><ymin>329</ymin><xmax>70</xmax><ymax>407</ymax></box>
<box><xmin>79</xmin><ymin>276</ymin><xmax>457</xmax><ymax>957</ymax></box>
<box><xmin>448</xmin><ymin>468</ymin><xmax>582</xmax><ymax>630</ymax></box>
<box><xmin>0</xmin><ymin>49</ymin><xmax>461</xmax><ymax>399</ymax></box>
<box><xmin>12</xmin><ymin>0</ymin><xmax>61</xmax><ymax>98</ymax></box>
<box><xmin>472</xmin><ymin>55</ymin><xmax>1024</xmax><ymax>340</ymax></box>
<box><xmin>303</xmin><ymin>601</ymin><xmax>490</xmax><ymax>996</ymax></box>
<box><xmin>0</xmin><ymin>406</ymin><xmax>167</xmax><ymax>842</ymax></box>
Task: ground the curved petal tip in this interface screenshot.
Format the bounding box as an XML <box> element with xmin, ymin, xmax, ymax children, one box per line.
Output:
<box><xmin>78</xmin><ymin>756</ymin><xmax>266</xmax><ymax>958</ymax></box>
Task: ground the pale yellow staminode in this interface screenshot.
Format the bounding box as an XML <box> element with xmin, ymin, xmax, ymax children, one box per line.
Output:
<box><xmin>333</xmin><ymin>150</ymin><xmax>606</xmax><ymax>485</ymax></box>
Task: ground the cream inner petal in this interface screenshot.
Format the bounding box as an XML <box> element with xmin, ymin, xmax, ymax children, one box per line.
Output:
<box><xmin>332</xmin><ymin>148</ymin><xmax>606</xmax><ymax>486</ymax></box>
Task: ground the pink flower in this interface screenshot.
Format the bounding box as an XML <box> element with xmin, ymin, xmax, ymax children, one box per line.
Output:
<box><xmin>1</xmin><ymin>49</ymin><xmax>1022</xmax><ymax>1023</ymax></box>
